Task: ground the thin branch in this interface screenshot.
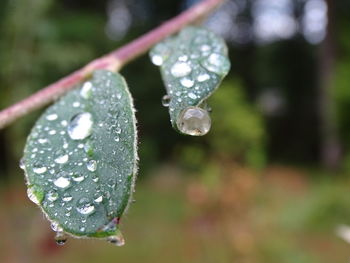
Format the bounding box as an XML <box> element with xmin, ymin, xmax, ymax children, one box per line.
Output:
<box><xmin>0</xmin><ymin>0</ymin><xmax>225</xmax><ymax>129</ymax></box>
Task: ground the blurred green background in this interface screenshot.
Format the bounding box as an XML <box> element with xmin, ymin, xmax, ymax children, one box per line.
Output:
<box><xmin>1</xmin><ymin>0</ymin><xmax>350</xmax><ymax>262</ymax></box>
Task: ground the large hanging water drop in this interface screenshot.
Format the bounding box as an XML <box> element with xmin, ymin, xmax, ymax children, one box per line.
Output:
<box><xmin>55</xmin><ymin>232</ymin><xmax>68</xmax><ymax>246</ymax></box>
<box><xmin>67</xmin><ymin>112</ymin><xmax>93</xmax><ymax>140</ymax></box>
<box><xmin>107</xmin><ymin>232</ymin><xmax>125</xmax><ymax>246</ymax></box>
<box><xmin>46</xmin><ymin>114</ymin><xmax>58</xmax><ymax>121</ymax></box>
<box><xmin>176</xmin><ymin>106</ymin><xmax>211</xmax><ymax>136</ymax></box>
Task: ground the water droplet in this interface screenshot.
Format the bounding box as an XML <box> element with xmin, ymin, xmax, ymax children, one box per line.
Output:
<box><xmin>202</xmin><ymin>53</ymin><xmax>230</xmax><ymax>75</ymax></box>
<box><xmin>46</xmin><ymin>114</ymin><xmax>58</xmax><ymax>121</ymax></box>
<box><xmin>54</xmin><ymin>150</ymin><xmax>69</xmax><ymax>164</ymax></box>
<box><xmin>51</xmin><ymin>221</ymin><xmax>63</xmax><ymax>232</ymax></box>
<box><xmin>151</xmin><ymin>55</ymin><xmax>163</xmax><ymax>66</ymax></box>
<box><xmin>19</xmin><ymin>158</ymin><xmax>25</xmax><ymax>170</ymax></box>
<box><xmin>107</xmin><ymin>233</ymin><xmax>125</xmax><ymax>246</ymax></box>
<box><xmin>176</xmin><ymin>106</ymin><xmax>211</xmax><ymax>136</ymax></box>
<box><xmin>54</xmin><ymin>176</ymin><xmax>71</xmax><ymax>189</ymax></box>
<box><xmin>33</xmin><ymin>163</ymin><xmax>47</xmax><ymax>174</ymax></box>
<box><xmin>73</xmin><ymin>101</ymin><xmax>80</xmax><ymax>108</ymax></box>
<box><xmin>178</xmin><ymin>55</ymin><xmax>188</xmax><ymax>62</ymax></box>
<box><xmin>180</xmin><ymin>78</ymin><xmax>194</xmax><ymax>88</ymax></box>
<box><xmin>81</xmin><ymin>82</ymin><xmax>93</xmax><ymax>99</ymax></box>
<box><xmin>200</xmin><ymin>44</ymin><xmax>211</xmax><ymax>52</ymax></box>
<box><xmin>61</xmin><ymin>120</ymin><xmax>68</xmax><ymax>126</ymax></box>
<box><xmin>55</xmin><ymin>232</ymin><xmax>67</xmax><ymax>246</ymax></box>
<box><xmin>38</xmin><ymin>138</ymin><xmax>48</xmax><ymax>144</ymax></box>
<box><xmin>170</xmin><ymin>62</ymin><xmax>192</xmax><ymax>77</ymax></box>
<box><xmin>161</xmin><ymin>95</ymin><xmax>171</xmax><ymax>107</ymax></box>
<box><xmin>188</xmin><ymin>92</ymin><xmax>197</xmax><ymax>100</ymax></box>
<box><xmin>76</xmin><ymin>198</ymin><xmax>95</xmax><ymax>215</ymax></box>
<box><xmin>87</xmin><ymin>160</ymin><xmax>97</xmax><ymax>172</ymax></box>
<box><xmin>197</xmin><ymin>73</ymin><xmax>210</xmax><ymax>82</ymax></box>
<box><xmin>72</xmin><ymin>173</ymin><xmax>85</xmax><ymax>182</ymax></box>
<box><xmin>94</xmin><ymin>194</ymin><xmax>103</xmax><ymax>203</ymax></box>
<box><xmin>27</xmin><ymin>188</ymin><xmax>40</xmax><ymax>204</ymax></box>
<box><xmin>62</xmin><ymin>193</ymin><xmax>73</xmax><ymax>202</ymax></box>
<box><xmin>47</xmin><ymin>190</ymin><xmax>59</xmax><ymax>202</ymax></box>
<box><xmin>67</xmin><ymin>112</ymin><xmax>93</xmax><ymax>140</ymax></box>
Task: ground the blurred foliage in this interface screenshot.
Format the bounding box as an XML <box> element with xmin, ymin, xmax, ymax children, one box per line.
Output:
<box><xmin>209</xmin><ymin>80</ymin><xmax>266</xmax><ymax>168</ymax></box>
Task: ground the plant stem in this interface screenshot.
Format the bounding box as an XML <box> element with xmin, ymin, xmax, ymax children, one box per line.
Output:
<box><xmin>0</xmin><ymin>0</ymin><xmax>225</xmax><ymax>129</ymax></box>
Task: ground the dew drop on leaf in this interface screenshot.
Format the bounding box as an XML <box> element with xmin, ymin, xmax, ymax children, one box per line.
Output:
<box><xmin>180</xmin><ymin>77</ymin><xmax>194</xmax><ymax>88</ymax></box>
<box><xmin>201</xmin><ymin>53</ymin><xmax>230</xmax><ymax>75</ymax></box>
<box><xmin>54</xmin><ymin>150</ymin><xmax>69</xmax><ymax>164</ymax></box>
<box><xmin>19</xmin><ymin>158</ymin><xmax>25</xmax><ymax>170</ymax></box>
<box><xmin>67</xmin><ymin>112</ymin><xmax>93</xmax><ymax>140</ymax></box>
<box><xmin>80</xmin><ymin>82</ymin><xmax>93</xmax><ymax>99</ymax></box>
<box><xmin>33</xmin><ymin>163</ymin><xmax>47</xmax><ymax>174</ymax></box>
<box><xmin>72</xmin><ymin>173</ymin><xmax>85</xmax><ymax>182</ymax></box>
<box><xmin>170</xmin><ymin>62</ymin><xmax>192</xmax><ymax>77</ymax></box>
<box><xmin>86</xmin><ymin>160</ymin><xmax>97</xmax><ymax>172</ymax></box>
<box><xmin>76</xmin><ymin>198</ymin><xmax>95</xmax><ymax>215</ymax></box>
<box><xmin>46</xmin><ymin>114</ymin><xmax>58</xmax><ymax>121</ymax></box>
<box><xmin>47</xmin><ymin>190</ymin><xmax>59</xmax><ymax>202</ymax></box>
<box><xmin>197</xmin><ymin>73</ymin><xmax>210</xmax><ymax>82</ymax></box>
<box><xmin>151</xmin><ymin>55</ymin><xmax>164</xmax><ymax>66</ymax></box>
<box><xmin>53</xmin><ymin>176</ymin><xmax>71</xmax><ymax>189</ymax></box>
<box><xmin>161</xmin><ymin>95</ymin><xmax>171</xmax><ymax>107</ymax></box>
<box><xmin>27</xmin><ymin>187</ymin><xmax>40</xmax><ymax>204</ymax></box>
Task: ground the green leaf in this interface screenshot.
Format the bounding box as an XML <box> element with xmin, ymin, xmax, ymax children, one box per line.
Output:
<box><xmin>150</xmin><ymin>26</ymin><xmax>230</xmax><ymax>136</ymax></box>
<box><xmin>22</xmin><ymin>70</ymin><xmax>138</xmax><ymax>245</ymax></box>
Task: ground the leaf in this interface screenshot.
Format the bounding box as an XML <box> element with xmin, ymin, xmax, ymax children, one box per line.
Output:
<box><xmin>150</xmin><ymin>26</ymin><xmax>230</xmax><ymax>136</ymax></box>
<box><xmin>21</xmin><ymin>70</ymin><xmax>138</xmax><ymax>245</ymax></box>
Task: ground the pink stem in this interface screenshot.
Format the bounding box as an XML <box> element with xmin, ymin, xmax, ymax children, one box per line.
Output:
<box><xmin>0</xmin><ymin>0</ymin><xmax>225</xmax><ymax>129</ymax></box>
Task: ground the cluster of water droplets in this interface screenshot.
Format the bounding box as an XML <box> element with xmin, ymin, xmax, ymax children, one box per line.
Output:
<box><xmin>150</xmin><ymin>26</ymin><xmax>230</xmax><ymax>136</ymax></box>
